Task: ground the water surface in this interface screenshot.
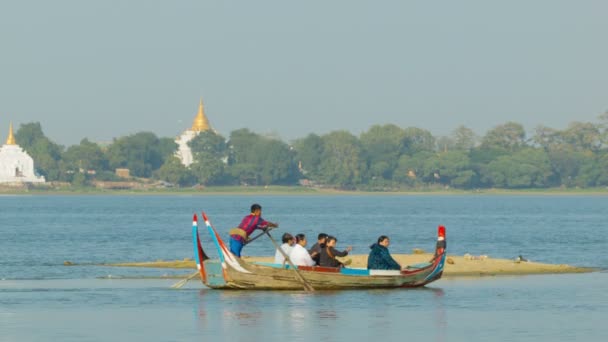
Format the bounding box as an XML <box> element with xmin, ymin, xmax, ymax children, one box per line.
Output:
<box><xmin>1</xmin><ymin>195</ymin><xmax>606</xmax><ymax>341</ymax></box>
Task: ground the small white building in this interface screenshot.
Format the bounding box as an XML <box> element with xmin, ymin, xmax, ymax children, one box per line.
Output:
<box><xmin>0</xmin><ymin>123</ymin><xmax>45</xmax><ymax>183</ymax></box>
<box><xmin>175</xmin><ymin>99</ymin><xmax>213</xmax><ymax>167</ymax></box>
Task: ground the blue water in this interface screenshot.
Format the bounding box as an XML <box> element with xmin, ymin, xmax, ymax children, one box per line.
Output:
<box><xmin>1</xmin><ymin>195</ymin><xmax>607</xmax><ymax>341</ymax></box>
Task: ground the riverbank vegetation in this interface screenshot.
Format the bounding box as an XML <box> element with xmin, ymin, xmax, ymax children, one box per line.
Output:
<box><xmin>7</xmin><ymin>113</ymin><xmax>608</xmax><ymax>192</ymax></box>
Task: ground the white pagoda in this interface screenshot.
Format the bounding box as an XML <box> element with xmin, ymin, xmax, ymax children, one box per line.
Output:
<box><xmin>0</xmin><ymin>123</ymin><xmax>45</xmax><ymax>183</ymax></box>
<box><xmin>175</xmin><ymin>99</ymin><xmax>212</xmax><ymax>167</ymax></box>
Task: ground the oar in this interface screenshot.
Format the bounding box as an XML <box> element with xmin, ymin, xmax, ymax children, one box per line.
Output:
<box><xmin>245</xmin><ymin>227</ymin><xmax>277</xmax><ymax>245</ymax></box>
<box><xmin>170</xmin><ymin>271</ymin><xmax>200</xmax><ymax>289</ymax></box>
<box><xmin>264</xmin><ymin>230</ymin><xmax>315</xmax><ymax>292</ymax></box>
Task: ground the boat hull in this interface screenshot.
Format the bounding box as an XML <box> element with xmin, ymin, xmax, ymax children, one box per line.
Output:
<box><xmin>206</xmin><ymin>255</ymin><xmax>444</xmax><ymax>290</ymax></box>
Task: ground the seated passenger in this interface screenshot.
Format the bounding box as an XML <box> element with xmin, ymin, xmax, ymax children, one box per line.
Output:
<box><xmin>289</xmin><ymin>234</ymin><xmax>315</xmax><ymax>267</ymax></box>
<box><xmin>274</xmin><ymin>233</ymin><xmax>295</xmax><ymax>264</ymax></box>
<box><xmin>308</xmin><ymin>233</ymin><xmax>328</xmax><ymax>266</ymax></box>
<box><xmin>319</xmin><ymin>236</ymin><xmax>352</xmax><ymax>268</ymax></box>
<box><xmin>367</xmin><ymin>235</ymin><xmax>401</xmax><ymax>270</ymax></box>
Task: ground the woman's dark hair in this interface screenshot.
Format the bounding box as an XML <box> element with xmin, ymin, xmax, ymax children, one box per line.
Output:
<box><xmin>317</xmin><ymin>233</ymin><xmax>328</xmax><ymax>241</ymax></box>
<box><xmin>326</xmin><ymin>235</ymin><xmax>337</xmax><ymax>243</ymax></box>
<box><xmin>281</xmin><ymin>233</ymin><xmax>294</xmax><ymax>243</ymax></box>
<box><xmin>295</xmin><ymin>234</ymin><xmax>306</xmax><ymax>243</ymax></box>
<box><xmin>250</xmin><ymin>203</ymin><xmax>262</xmax><ymax>212</ymax></box>
<box><xmin>377</xmin><ymin>235</ymin><xmax>389</xmax><ymax>244</ymax></box>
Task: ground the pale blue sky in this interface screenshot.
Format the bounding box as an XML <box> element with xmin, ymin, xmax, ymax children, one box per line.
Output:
<box><xmin>1</xmin><ymin>1</ymin><xmax>606</xmax><ymax>146</ymax></box>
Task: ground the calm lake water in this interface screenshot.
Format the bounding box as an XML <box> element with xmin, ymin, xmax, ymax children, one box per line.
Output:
<box><xmin>1</xmin><ymin>195</ymin><xmax>607</xmax><ymax>341</ymax></box>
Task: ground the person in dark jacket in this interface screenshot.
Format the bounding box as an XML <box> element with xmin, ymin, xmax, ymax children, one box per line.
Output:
<box><xmin>308</xmin><ymin>233</ymin><xmax>328</xmax><ymax>265</ymax></box>
<box><xmin>367</xmin><ymin>235</ymin><xmax>401</xmax><ymax>270</ymax></box>
<box><xmin>319</xmin><ymin>236</ymin><xmax>352</xmax><ymax>268</ymax></box>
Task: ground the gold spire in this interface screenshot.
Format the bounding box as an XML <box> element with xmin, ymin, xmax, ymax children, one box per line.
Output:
<box><xmin>191</xmin><ymin>98</ymin><xmax>211</xmax><ymax>132</ymax></box>
<box><xmin>5</xmin><ymin>122</ymin><xmax>16</xmax><ymax>145</ymax></box>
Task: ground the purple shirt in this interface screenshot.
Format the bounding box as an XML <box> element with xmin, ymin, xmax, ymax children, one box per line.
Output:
<box><xmin>231</xmin><ymin>214</ymin><xmax>270</xmax><ymax>242</ymax></box>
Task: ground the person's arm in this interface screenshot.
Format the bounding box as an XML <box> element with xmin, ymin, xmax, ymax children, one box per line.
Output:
<box><xmin>332</xmin><ymin>246</ymin><xmax>350</xmax><ymax>257</ymax></box>
<box><xmin>305</xmin><ymin>252</ymin><xmax>316</xmax><ymax>266</ymax></box>
<box><xmin>383</xmin><ymin>249</ymin><xmax>401</xmax><ymax>270</ymax></box>
<box><xmin>307</xmin><ymin>243</ymin><xmax>318</xmax><ymax>255</ymax></box>
<box><xmin>256</xmin><ymin>217</ymin><xmax>278</xmax><ymax>230</ymax></box>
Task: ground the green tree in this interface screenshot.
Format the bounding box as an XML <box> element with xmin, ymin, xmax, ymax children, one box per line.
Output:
<box><xmin>533</xmin><ymin>125</ymin><xmax>560</xmax><ymax>150</ymax></box>
<box><xmin>158</xmin><ymin>138</ymin><xmax>178</xmax><ymax>161</ymax></box>
<box><xmin>451</xmin><ymin>125</ymin><xmax>477</xmax><ymax>150</ymax></box>
<box><xmin>598</xmin><ymin>111</ymin><xmax>608</xmax><ymax>148</ymax></box>
<box><xmin>595</xmin><ymin>152</ymin><xmax>608</xmax><ymax>186</ymax></box>
<box><xmin>63</xmin><ymin>138</ymin><xmax>108</xmax><ymax>173</ymax></box>
<box><xmin>360</xmin><ymin>124</ymin><xmax>406</xmax><ymax>181</ymax></box>
<box><xmin>188</xmin><ymin>131</ymin><xmax>229</xmax><ymax>185</ymax></box>
<box><xmin>481</xmin><ymin>148</ymin><xmax>552</xmax><ymax>188</ymax></box>
<box><xmin>71</xmin><ymin>172</ymin><xmax>88</xmax><ymax>187</ymax></box>
<box><xmin>547</xmin><ymin>147</ymin><xmax>589</xmax><ymax>187</ymax></box>
<box><xmin>560</xmin><ymin>122</ymin><xmax>601</xmax><ymax>152</ymax></box>
<box><xmin>189</xmin><ymin>131</ymin><xmax>228</xmax><ymax>158</ymax></box>
<box><xmin>402</xmin><ymin>127</ymin><xmax>435</xmax><ymax>155</ymax></box>
<box><xmin>255</xmin><ymin>139</ymin><xmax>297</xmax><ymax>185</ymax></box>
<box><xmin>225</xmin><ymin>129</ymin><xmax>297</xmax><ymax>185</ymax></box>
<box><xmin>106</xmin><ymin>132</ymin><xmax>168</xmax><ymax>177</ymax></box>
<box><xmin>393</xmin><ymin>154</ymin><xmax>420</xmax><ymax>186</ymax></box>
<box><xmin>481</xmin><ymin>122</ymin><xmax>526</xmax><ymax>152</ymax></box>
<box><xmin>434</xmin><ymin>151</ymin><xmax>475</xmax><ymax>188</ymax></box>
<box><xmin>156</xmin><ymin>156</ymin><xmax>197</xmax><ymax>186</ymax></box>
<box><xmin>190</xmin><ymin>152</ymin><xmax>226</xmax><ymax>185</ymax></box>
<box><xmin>574</xmin><ymin>153</ymin><xmax>602</xmax><ymax>187</ymax></box>
<box><xmin>293</xmin><ymin>134</ymin><xmax>324</xmax><ymax>178</ymax></box>
<box><xmin>318</xmin><ymin>131</ymin><xmax>365</xmax><ymax>188</ymax></box>
<box><xmin>435</xmin><ymin>136</ymin><xmax>454</xmax><ymax>153</ymax></box>
<box><xmin>227</xmin><ymin>129</ymin><xmax>261</xmax><ymax>165</ymax></box>
<box><xmin>14</xmin><ymin>122</ymin><xmax>64</xmax><ymax>181</ymax></box>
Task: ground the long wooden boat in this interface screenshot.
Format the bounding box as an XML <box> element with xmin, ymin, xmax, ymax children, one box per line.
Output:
<box><xmin>192</xmin><ymin>212</ymin><xmax>446</xmax><ymax>290</ymax></box>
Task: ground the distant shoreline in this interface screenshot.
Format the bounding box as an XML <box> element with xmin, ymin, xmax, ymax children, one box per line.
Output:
<box><xmin>1</xmin><ymin>185</ymin><xmax>607</xmax><ymax>196</ymax></box>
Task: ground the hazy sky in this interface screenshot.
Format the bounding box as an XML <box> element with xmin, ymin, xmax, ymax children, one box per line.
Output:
<box><xmin>1</xmin><ymin>1</ymin><xmax>606</xmax><ymax>146</ymax></box>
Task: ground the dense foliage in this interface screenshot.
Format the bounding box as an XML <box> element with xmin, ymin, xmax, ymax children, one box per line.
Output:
<box><xmin>12</xmin><ymin>113</ymin><xmax>608</xmax><ymax>190</ymax></box>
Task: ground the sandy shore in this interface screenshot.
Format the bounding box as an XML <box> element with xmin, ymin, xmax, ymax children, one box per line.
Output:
<box><xmin>102</xmin><ymin>253</ymin><xmax>594</xmax><ymax>277</ymax></box>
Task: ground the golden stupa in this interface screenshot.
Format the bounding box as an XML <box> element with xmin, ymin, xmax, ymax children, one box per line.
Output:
<box><xmin>5</xmin><ymin>123</ymin><xmax>16</xmax><ymax>145</ymax></box>
<box><xmin>191</xmin><ymin>99</ymin><xmax>211</xmax><ymax>132</ymax></box>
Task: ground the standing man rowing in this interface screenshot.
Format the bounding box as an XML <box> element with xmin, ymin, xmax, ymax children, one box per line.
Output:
<box><xmin>229</xmin><ymin>203</ymin><xmax>279</xmax><ymax>257</ymax></box>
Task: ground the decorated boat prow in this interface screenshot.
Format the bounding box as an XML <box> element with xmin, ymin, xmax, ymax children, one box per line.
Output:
<box><xmin>193</xmin><ymin>212</ymin><xmax>447</xmax><ymax>290</ymax></box>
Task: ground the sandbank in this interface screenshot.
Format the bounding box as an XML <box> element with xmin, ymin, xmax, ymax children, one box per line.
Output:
<box><xmin>102</xmin><ymin>253</ymin><xmax>594</xmax><ymax>277</ymax></box>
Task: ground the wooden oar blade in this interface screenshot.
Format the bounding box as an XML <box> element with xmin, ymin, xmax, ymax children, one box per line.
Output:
<box><xmin>170</xmin><ymin>271</ymin><xmax>200</xmax><ymax>289</ymax></box>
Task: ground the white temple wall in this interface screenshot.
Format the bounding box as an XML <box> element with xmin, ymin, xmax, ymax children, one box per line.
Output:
<box><xmin>175</xmin><ymin>130</ymin><xmax>198</xmax><ymax>167</ymax></box>
<box><xmin>0</xmin><ymin>145</ymin><xmax>45</xmax><ymax>183</ymax></box>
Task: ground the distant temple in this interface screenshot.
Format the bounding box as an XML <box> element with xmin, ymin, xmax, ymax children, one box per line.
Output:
<box><xmin>175</xmin><ymin>99</ymin><xmax>213</xmax><ymax>166</ymax></box>
<box><xmin>0</xmin><ymin>123</ymin><xmax>45</xmax><ymax>183</ymax></box>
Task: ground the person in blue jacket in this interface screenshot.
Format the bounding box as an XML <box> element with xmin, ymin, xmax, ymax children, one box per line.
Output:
<box><xmin>367</xmin><ymin>235</ymin><xmax>401</xmax><ymax>270</ymax></box>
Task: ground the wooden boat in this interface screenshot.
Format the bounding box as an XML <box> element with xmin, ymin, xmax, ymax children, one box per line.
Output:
<box><xmin>192</xmin><ymin>212</ymin><xmax>446</xmax><ymax>290</ymax></box>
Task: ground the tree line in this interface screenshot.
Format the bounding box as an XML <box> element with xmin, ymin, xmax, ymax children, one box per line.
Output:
<box><xmin>12</xmin><ymin>113</ymin><xmax>608</xmax><ymax>190</ymax></box>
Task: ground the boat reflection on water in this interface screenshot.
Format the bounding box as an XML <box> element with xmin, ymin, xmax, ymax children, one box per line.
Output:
<box><xmin>194</xmin><ymin>289</ymin><xmax>342</xmax><ymax>334</ymax></box>
<box><xmin>194</xmin><ymin>286</ymin><xmax>447</xmax><ymax>341</ymax></box>
<box><xmin>431</xmin><ymin>287</ymin><xmax>447</xmax><ymax>342</ymax></box>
